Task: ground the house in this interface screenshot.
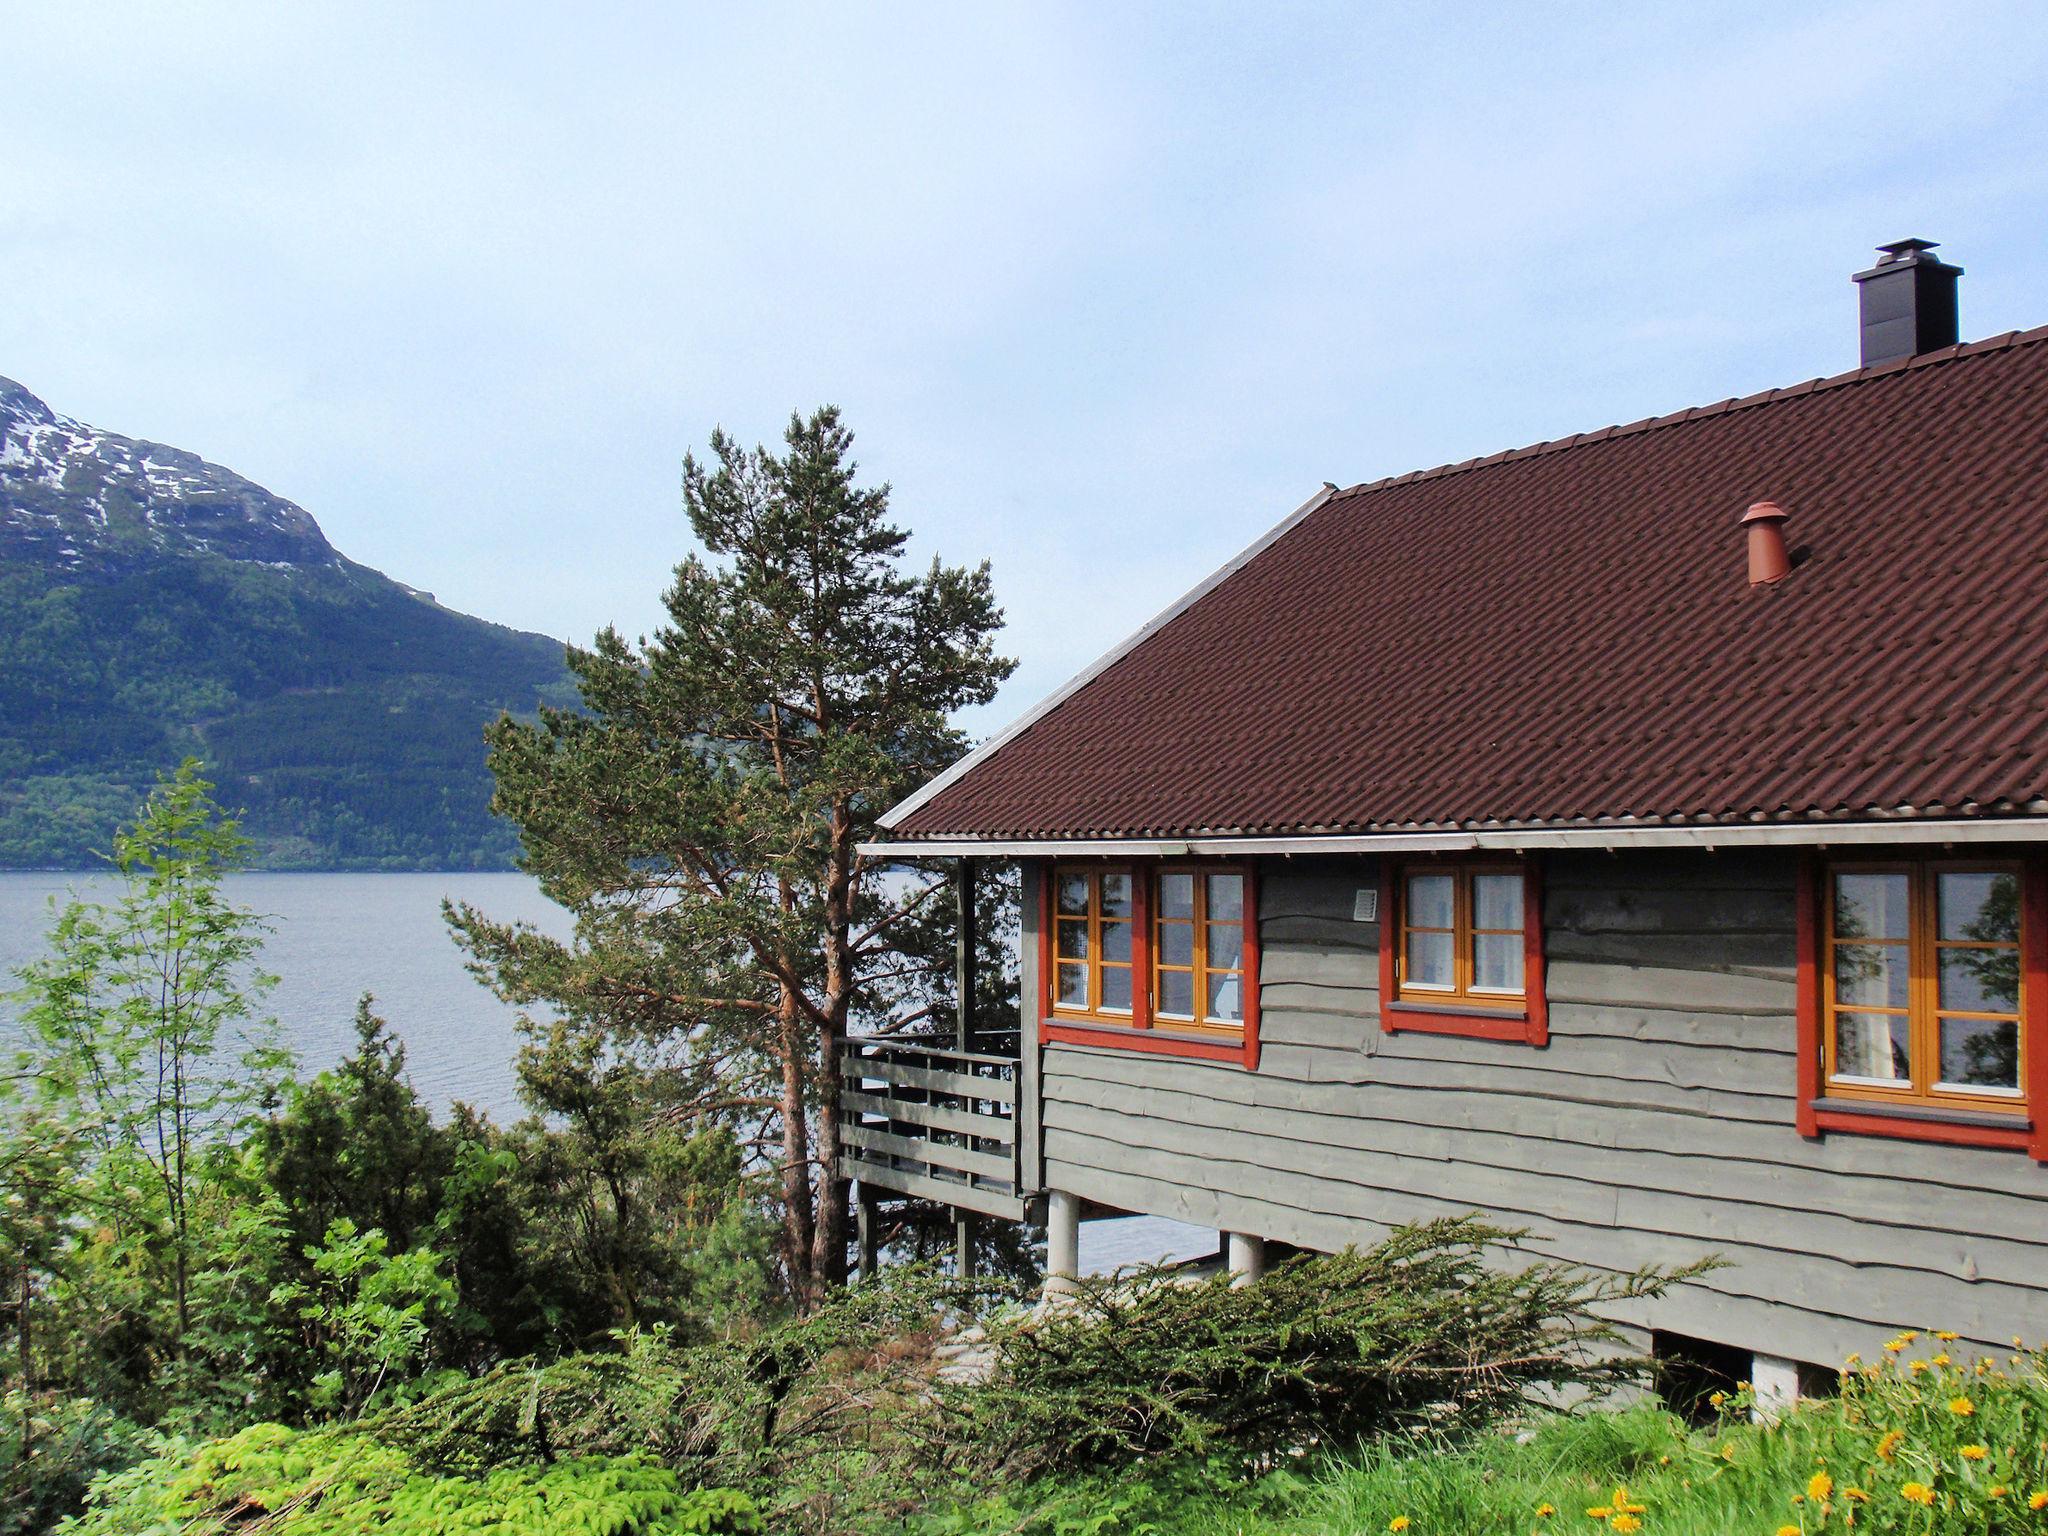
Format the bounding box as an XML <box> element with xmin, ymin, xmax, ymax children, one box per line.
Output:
<box><xmin>844</xmin><ymin>240</ymin><xmax>2048</xmax><ymax>1403</ymax></box>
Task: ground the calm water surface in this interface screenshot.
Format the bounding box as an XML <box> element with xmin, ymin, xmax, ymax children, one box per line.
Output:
<box><xmin>0</xmin><ymin>871</ymin><xmax>1211</xmax><ymax>1271</ymax></box>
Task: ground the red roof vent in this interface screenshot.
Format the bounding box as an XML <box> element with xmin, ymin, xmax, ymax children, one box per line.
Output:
<box><xmin>1741</xmin><ymin>500</ymin><xmax>1792</xmax><ymax>587</ymax></box>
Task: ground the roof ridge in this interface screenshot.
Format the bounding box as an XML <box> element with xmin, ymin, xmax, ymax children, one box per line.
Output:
<box><xmin>1334</xmin><ymin>322</ymin><xmax>2048</xmax><ymax>503</ymax></box>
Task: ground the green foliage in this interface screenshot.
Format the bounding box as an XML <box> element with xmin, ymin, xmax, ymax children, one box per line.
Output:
<box><xmin>271</xmin><ymin>1219</ymin><xmax>455</xmax><ymax>1418</ymax></box>
<box><xmin>0</xmin><ymin>545</ymin><xmax>575</xmax><ymax>870</ymax></box>
<box><xmin>450</xmin><ymin>405</ymin><xmax>1015</xmax><ymax>1305</ymax></box>
<box><xmin>4</xmin><ymin>763</ymin><xmax>292</xmax><ymax>1425</ymax></box>
<box><xmin>61</xmin><ymin>1421</ymin><xmax>761</xmax><ymax>1535</ymax></box>
<box><xmin>951</xmin><ymin>1217</ymin><xmax>1700</xmax><ymax>1477</ymax></box>
<box><xmin>915</xmin><ymin>1337</ymin><xmax>2048</xmax><ymax>1536</ymax></box>
<box><xmin>0</xmin><ymin>1393</ymin><xmax>156</xmax><ymax>1536</ymax></box>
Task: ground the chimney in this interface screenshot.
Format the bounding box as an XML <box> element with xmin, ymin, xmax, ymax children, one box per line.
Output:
<box><xmin>1851</xmin><ymin>238</ymin><xmax>1961</xmax><ymax>367</ymax></box>
<box><xmin>1742</xmin><ymin>500</ymin><xmax>1791</xmax><ymax>588</ymax></box>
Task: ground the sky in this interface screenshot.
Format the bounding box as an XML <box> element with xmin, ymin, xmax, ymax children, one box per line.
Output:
<box><xmin>6</xmin><ymin>2</ymin><xmax>2048</xmax><ymax>735</ymax></box>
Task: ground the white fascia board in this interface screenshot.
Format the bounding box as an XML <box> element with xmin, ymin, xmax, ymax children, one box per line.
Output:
<box><xmin>860</xmin><ymin>816</ymin><xmax>2048</xmax><ymax>860</ymax></box>
<box><xmin>877</xmin><ymin>483</ymin><xmax>1340</xmax><ymax>831</ymax></box>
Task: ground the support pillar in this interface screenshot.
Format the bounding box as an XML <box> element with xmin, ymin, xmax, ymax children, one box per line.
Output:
<box><xmin>1045</xmin><ymin>1189</ymin><xmax>1081</xmax><ymax>1295</ymax></box>
<box><xmin>1227</xmin><ymin>1231</ymin><xmax>1266</xmax><ymax>1287</ymax></box>
<box><xmin>1751</xmin><ymin>1351</ymin><xmax>1800</xmax><ymax>1419</ymax></box>
<box><xmin>953</xmin><ymin>858</ymin><xmax>978</xmax><ymax>1280</ymax></box>
<box><xmin>856</xmin><ymin>1184</ymin><xmax>880</xmax><ymax>1280</ymax></box>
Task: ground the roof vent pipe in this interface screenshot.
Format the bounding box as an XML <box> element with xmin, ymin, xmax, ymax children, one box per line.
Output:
<box><xmin>1851</xmin><ymin>238</ymin><xmax>1961</xmax><ymax>367</ymax></box>
<box><xmin>1742</xmin><ymin>501</ymin><xmax>1791</xmax><ymax>588</ymax></box>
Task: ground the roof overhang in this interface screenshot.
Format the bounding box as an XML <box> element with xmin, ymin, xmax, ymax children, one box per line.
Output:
<box><xmin>862</xmin><ymin>815</ymin><xmax>2048</xmax><ymax>860</ymax></box>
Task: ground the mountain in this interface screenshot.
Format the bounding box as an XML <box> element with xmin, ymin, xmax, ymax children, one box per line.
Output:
<box><xmin>0</xmin><ymin>376</ymin><xmax>576</xmax><ymax>869</ymax></box>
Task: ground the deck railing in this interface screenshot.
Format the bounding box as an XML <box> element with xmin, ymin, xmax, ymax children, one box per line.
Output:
<box><xmin>835</xmin><ymin>1033</ymin><xmax>1026</xmax><ymax>1222</ymax></box>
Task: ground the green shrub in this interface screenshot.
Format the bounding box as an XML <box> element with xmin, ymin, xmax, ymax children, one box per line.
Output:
<box><xmin>949</xmin><ymin>1216</ymin><xmax>1694</xmax><ymax>1477</ymax></box>
<box><xmin>0</xmin><ymin>1393</ymin><xmax>156</xmax><ymax>1536</ymax></box>
<box><xmin>60</xmin><ymin>1421</ymin><xmax>760</xmax><ymax>1535</ymax></box>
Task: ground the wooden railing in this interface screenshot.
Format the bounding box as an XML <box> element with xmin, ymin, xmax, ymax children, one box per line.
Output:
<box><xmin>835</xmin><ymin>1034</ymin><xmax>1026</xmax><ymax>1222</ymax></box>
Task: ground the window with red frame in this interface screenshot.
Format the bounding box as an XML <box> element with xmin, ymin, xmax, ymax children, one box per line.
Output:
<box><xmin>1042</xmin><ymin>862</ymin><xmax>1260</xmax><ymax>1066</ymax></box>
<box><xmin>1380</xmin><ymin>859</ymin><xmax>1547</xmax><ymax>1044</ymax></box>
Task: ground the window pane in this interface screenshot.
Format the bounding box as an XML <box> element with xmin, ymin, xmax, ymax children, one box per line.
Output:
<box><xmin>1938</xmin><ymin>1017</ymin><xmax>2020</xmax><ymax>1091</ymax></box>
<box><xmin>1157</xmin><ymin>921</ymin><xmax>1194</xmax><ymax>967</ymax></box>
<box><xmin>1158</xmin><ymin>969</ymin><xmax>1194</xmax><ymax>1017</ymax></box>
<box><xmin>1056</xmin><ymin>920</ymin><xmax>1090</xmax><ymax>961</ymax></box>
<box><xmin>1832</xmin><ymin>1011</ymin><xmax>1911</xmax><ymax>1081</ymax></box>
<box><xmin>1101</xmin><ymin>920</ymin><xmax>1132</xmax><ymax>964</ymax></box>
<box><xmin>1100</xmin><ymin>872</ymin><xmax>1133</xmax><ymax>919</ymax></box>
<box><xmin>1938</xmin><ymin>947</ymin><xmax>2020</xmax><ymax>1016</ymax></box>
<box><xmin>1406</xmin><ymin>872</ymin><xmax>1454</xmax><ymax>930</ymax></box>
<box><xmin>1473</xmin><ymin>932</ymin><xmax>1524</xmax><ymax>992</ymax></box>
<box><xmin>1206</xmin><ymin>873</ymin><xmax>1244</xmax><ymax>921</ymax></box>
<box><xmin>1833</xmin><ymin>943</ymin><xmax>1906</xmax><ymax>1009</ymax></box>
<box><xmin>1055</xmin><ymin>873</ymin><xmax>1090</xmax><ymax>916</ymax></box>
<box><xmin>1206</xmin><ymin>973</ymin><xmax>1243</xmax><ymax>1023</ymax></box>
<box><xmin>1939</xmin><ymin>871</ymin><xmax>2019</xmax><ymax>944</ymax></box>
<box><xmin>1473</xmin><ymin>873</ymin><xmax>1522</xmax><ymax>931</ymax></box>
<box><xmin>1405</xmin><ymin>929</ymin><xmax>1453</xmax><ymax>988</ymax></box>
<box><xmin>1159</xmin><ymin>873</ymin><xmax>1195</xmax><ymax>919</ymax></box>
<box><xmin>1100</xmin><ymin>965</ymin><xmax>1133</xmax><ymax>1012</ymax></box>
<box><xmin>1834</xmin><ymin>872</ymin><xmax>1907</xmax><ymax>941</ymax></box>
<box><xmin>1206</xmin><ymin>921</ymin><xmax>1244</xmax><ymax>970</ymax></box>
<box><xmin>1056</xmin><ymin>964</ymin><xmax>1087</xmax><ymax>1008</ymax></box>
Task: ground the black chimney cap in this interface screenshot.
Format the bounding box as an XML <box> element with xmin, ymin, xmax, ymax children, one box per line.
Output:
<box><xmin>1851</xmin><ymin>238</ymin><xmax>1962</xmax><ymax>368</ymax></box>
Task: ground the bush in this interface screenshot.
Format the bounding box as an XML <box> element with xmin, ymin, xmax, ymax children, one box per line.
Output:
<box><xmin>950</xmin><ymin>1216</ymin><xmax>1692</xmax><ymax>1476</ymax></box>
<box><xmin>60</xmin><ymin>1421</ymin><xmax>761</xmax><ymax>1535</ymax></box>
<box><xmin>0</xmin><ymin>1392</ymin><xmax>156</xmax><ymax>1536</ymax></box>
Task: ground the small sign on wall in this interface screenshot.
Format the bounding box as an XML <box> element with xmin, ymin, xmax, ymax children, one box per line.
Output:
<box><xmin>1352</xmin><ymin>887</ymin><xmax>1378</xmax><ymax>923</ymax></box>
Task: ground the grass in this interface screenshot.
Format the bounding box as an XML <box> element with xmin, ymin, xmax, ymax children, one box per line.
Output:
<box><xmin>916</xmin><ymin>1333</ymin><xmax>2048</xmax><ymax>1536</ymax></box>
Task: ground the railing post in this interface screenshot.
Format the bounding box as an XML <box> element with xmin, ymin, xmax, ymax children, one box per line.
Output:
<box><xmin>953</xmin><ymin>857</ymin><xmax>978</xmax><ymax>1278</ymax></box>
<box><xmin>856</xmin><ymin>1183</ymin><xmax>880</xmax><ymax>1280</ymax></box>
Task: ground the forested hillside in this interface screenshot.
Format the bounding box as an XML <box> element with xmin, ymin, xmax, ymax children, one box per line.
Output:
<box><xmin>0</xmin><ymin>375</ymin><xmax>575</xmax><ymax>868</ymax></box>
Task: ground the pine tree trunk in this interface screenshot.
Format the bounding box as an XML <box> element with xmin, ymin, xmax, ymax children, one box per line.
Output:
<box><xmin>777</xmin><ymin>985</ymin><xmax>817</xmax><ymax>1304</ymax></box>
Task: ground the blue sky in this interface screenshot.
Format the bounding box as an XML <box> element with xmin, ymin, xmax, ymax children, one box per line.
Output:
<box><xmin>6</xmin><ymin>2</ymin><xmax>2046</xmax><ymax>733</ymax></box>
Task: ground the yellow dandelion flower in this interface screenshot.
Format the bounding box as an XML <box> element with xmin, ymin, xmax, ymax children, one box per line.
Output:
<box><xmin>1843</xmin><ymin>1488</ymin><xmax>1869</xmax><ymax>1503</ymax></box>
<box><xmin>1709</xmin><ymin>1390</ymin><xmax>1727</xmax><ymax>1407</ymax></box>
<box><xmin>1936</xmin><ymin>1330</ymin><xmax>1958</xmax><ymax>1341</ymax></box>
<box><xmin>1584</xmin><ymin>1507</ymin><xmax>1611</xmax><ymax>1520</ymax></box>
<box><xmin>1809</xmin><ymin>1472</ymin><xmax>1834</xmax><ymax>1502</ymax></box>
<box><xmin>1777</xmin><ymin>1527</ymin><xmax>1801</xmax><ymax>1536</ymax></box>
<box><xmin>1876</xmin><ymin>1431</ymin><xmax>1906</xmax><ymax>1461</ymax></box>
<box><xmin>1846</xmin><ymin>1352</ymin><xmax>1862</xmax><ymax>1366</ymax></box>
<box><xmin>1989</xmin><ymin>1485</ymin><xmax>2010</xmax><ymax>1499</ymax></box>
<box><xmin>1884</xmin><ymin>1339</ymin><xmax>1907</xmax><ymax>1354</ymax></box>
<box><xmin>1961</xmin><ymin>1444</ymin><xmax>1988</xmax><ymax>1461</ymax></box>
<box><xmin>1790</xmin><ymin>1493</ymin><xmax>1806</xmax><ymax>1506</ymax></box>
<box><xmin>1388</xmin><ymin>1518</ymin><xmax>1410</xmax><ymax>1532</ymax></box>
<box><xmin>1932</xmin><ymin>1352</ymin><xmax>1952</xmax><ymax>1367</ymax></box>
<box><xmin>1900</xmin><ymin>1481</ymin><xmax>1935</xmax><ymax>1506</ymax></box>
<box><xmin>2031</xmin><ymin>1491</ymin><xmax>2048</xmax><ymax>1512</ymax></box>
<box><xmin>1610</xmin><ymin>1518</ymin><xmax>1641</xmax><ymax>1535</ymax></box>
<box><xmin>1536</xmin><ymin>1505</ymin><xmax>1557</xmax><ymax>1519</ymax></box>
<box><xmin>1910</xmin><ymin>1360</ymin><xmax>1929</xmax><ymax>1376</ymax></box>
<box><xmin>1611</xmin><ymin>1488</ymin><xmax>1644</xmax><ymax>1515</ymax></box>
<box><xmin>1721</xmin><ymin>1444</ymin><xmax>1736</xmax><ymax>1462</ymax></box>
<box><xmin>1949</xmin><ymin>1396</ymin><xmax>1975</xmax><ymax>1416</ymax></box>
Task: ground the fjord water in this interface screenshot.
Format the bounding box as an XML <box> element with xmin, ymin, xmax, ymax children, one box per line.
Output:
<box><xmin>0</xmin><ymin>870</ymin><xmax>1212</xmax><ymax>1271</ymax></box>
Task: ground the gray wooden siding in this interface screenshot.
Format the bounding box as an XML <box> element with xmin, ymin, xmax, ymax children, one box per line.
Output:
<box><xmin>1036</xmin><ymin>851</ymin><xmax>2048</xmax><ymax>1367</ymax></box>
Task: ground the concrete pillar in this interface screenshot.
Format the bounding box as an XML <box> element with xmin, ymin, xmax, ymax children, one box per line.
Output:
<box><xmin>1045</xmin><ymin>1190</ymin><xmax>1081</xmax><ymax>1294</ymax></box>
<box><xmin>1751</xmin><ymin>1351</ymin><xmax>1800</xmax><ymax>1419</ymax></box>
<box><xmin>1227</xmin><ymin>1232</ymin><xmax>1266</xmax><ymax>1287</ymax></box>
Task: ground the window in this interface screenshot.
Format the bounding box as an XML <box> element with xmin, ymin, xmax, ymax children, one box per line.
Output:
<box><xmin>1040</xmin><ymin>862</ymin><xmax>1260</xmax><ymax>1067</ymax></box>
<box><xmin>1797</xmin><ymin>855</ymin><xmax>2048</xmax><ymax>1159</ymax></box>
<box><xmin>1153</xmin><ymin>869</ymin><xmax>1247</xmax><ymax>1034</ymax></box>
<box><xmin>1050</xmin><ymin>867</ymin><xmax>1135</xmax><ymax>1018</ymax></box>
<box><xmin>1379</xmin><ymin>859</ymin><xmax>1547</xmax><ymax>1044</ymax></box>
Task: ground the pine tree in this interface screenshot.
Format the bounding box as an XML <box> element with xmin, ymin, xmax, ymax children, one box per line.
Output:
<box><xmin>451</xmin><ymin>408</ymin><xmax>1012</xmax><ymax>1304</ymax></box>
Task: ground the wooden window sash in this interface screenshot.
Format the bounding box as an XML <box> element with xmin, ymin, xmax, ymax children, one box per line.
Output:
<box><xmin>1822</xmin><ymin>859</ymin><xmax>2026</xmax><ymax>1116</ymax></box>
<box><xmin>1151</xmin><ymin>864</ymin><xmax>1248</xmax><ymax>1038</ymax></box>
<box><xmin>1395</xmin><ymin>862</ymin><xmax>1527</xmax><ymax>1010</ymax></box>
<box><xmin>1047</xmin><ymin>865</ymin><xmax>1139</xmax><ymax>1025</ymax></box>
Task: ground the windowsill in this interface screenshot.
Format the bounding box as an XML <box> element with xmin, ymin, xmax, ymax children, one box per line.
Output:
<box><xmin>1386</xmin><ymin>998</ymin><xmax>1528</xmax><ymax>1022</ymax></box>
<box><xmin>1042</xmin><ymin>1016</ymin><xmax>1251</xmax><ymax>1066</ymax></box>
<box><xmin>1381</xmin><ymin>997</ymin><xmax>1541</xmax><ymax>1044</ymax></box>
<box><xmin>1808</xmin><ymin>1096</ymin><xmax>2033</xmax><ymax>1151</ymax></box>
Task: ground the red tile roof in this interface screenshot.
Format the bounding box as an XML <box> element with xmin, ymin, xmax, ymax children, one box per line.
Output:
<box><xmin>892</xmin><ymin>327</ymin><xmax>2048</xmax><ymax>841</ymax></box>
